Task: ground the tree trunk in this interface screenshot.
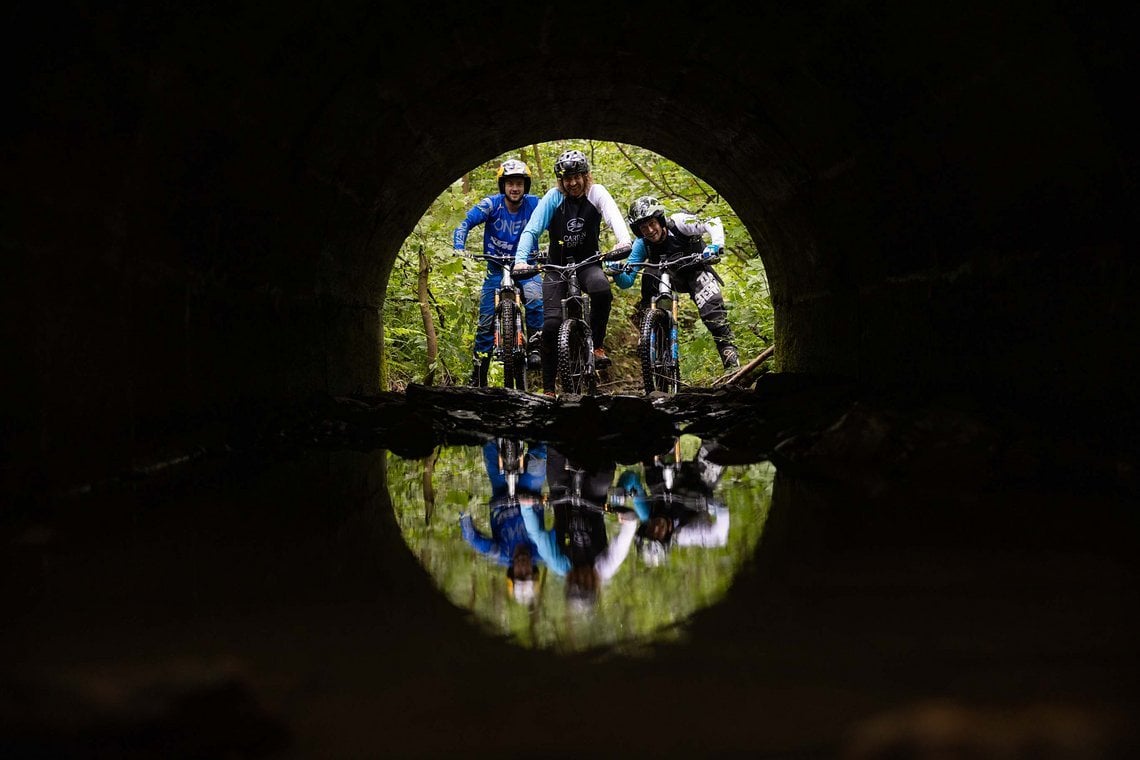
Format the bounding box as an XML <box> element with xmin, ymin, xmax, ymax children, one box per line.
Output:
<box><xmin>531</xmin><ymin>144</ymin><xmax>544</xmax><ymax>184</ymax></box>
<box><xmin>417</xmin><ymin>244</ymin><xmax>439</xmax><ymax>386</ymax></box>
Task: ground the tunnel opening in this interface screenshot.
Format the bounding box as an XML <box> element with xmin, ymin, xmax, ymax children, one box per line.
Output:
<box><xmin>381</xmin><ymin>139</ymin><xmax>774</xmax><ymax>394</ymax></box>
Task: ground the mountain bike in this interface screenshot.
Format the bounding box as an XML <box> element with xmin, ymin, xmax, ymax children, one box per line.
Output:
<box><xmin>517</xmin><ymin>245</ymin><xmax>630</xmax><ymax>396</ymax></box>
<box><xmin>634</xmin><ymin>251</ymin><xmax>708</xmax><ymax>395</ymax></box>
<box><xmin>462</xmin><ymin>253</ymin><xmax>536</xmax><ymax>390</ymax></box>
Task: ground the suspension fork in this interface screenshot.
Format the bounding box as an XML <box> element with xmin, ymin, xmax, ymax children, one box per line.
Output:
<box><xmin>656</xmin><ymin>270</ymin><xmax>679</xmax><ymax>364</ymax></box>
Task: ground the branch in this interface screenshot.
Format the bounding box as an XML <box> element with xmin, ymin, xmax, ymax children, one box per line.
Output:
<box><xmin>712</xmin><ymin>345</ymin><xmax>775</xmax><ymax>387</ymax></box>
<box><xmin>614</xmin><ymin>143</ymin><xmax>668</xmax><ymax>196</ymax></box>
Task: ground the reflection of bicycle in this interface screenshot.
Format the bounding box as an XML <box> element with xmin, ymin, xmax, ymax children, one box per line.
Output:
<box><xmin>635</xmin><ymin>251</ymin><xmax>707</xmax><ymax>395</ymax></box>
<box><xmin>496</xmin><ymin>437</ymin><xmax>524</xmax><ymax>498</ymax></box>
<box><xmin>462</xmin><ymin>252</ymin><xmax>532</xmax><ymax>390</ymax></box>
<box><xmin>516</xmin><ymin>246</ymin><xmax>629</xmax><ymax>396</ymax></box>
<box><xmin>552</xmin><ymin>458</ymin><xmax>630</xmax><ymax>517</ymax></box>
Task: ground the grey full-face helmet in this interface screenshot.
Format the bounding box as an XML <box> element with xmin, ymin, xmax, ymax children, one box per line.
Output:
<box><xmin>627</xmin><ymin>195</ymin><xmax>667</xmax><ymax>237</ymax></box>
<box><xmin>554</xmin><ymin>149</ymin><xmax>590</xmax><ymax>179</ymax></box>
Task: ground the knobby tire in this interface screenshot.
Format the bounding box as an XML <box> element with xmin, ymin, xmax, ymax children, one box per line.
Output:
<box><xmin>557</xmin><ymin>319</ymin><xmax>596</xmax><ymax>395</ymax></box>
<box><xmin>639</xmin><ymin>308</ymin><xmax>679</xmax><ymax>394</ymax></box>
<box><xmin>498</xmin><ymin>300</ymin><xmax>527</xmax><ymax>391</ymax></box>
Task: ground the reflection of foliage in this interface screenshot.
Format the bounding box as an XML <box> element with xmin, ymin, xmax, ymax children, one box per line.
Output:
<box><xmin>383</xmin><ymin>141</ymin><xmax>775</xmax><ymax>390</ymax></box>
<box><xmin>387</xmin><ymin>439</ymin><xmax>775</xmax><ymax>654</ymax></box>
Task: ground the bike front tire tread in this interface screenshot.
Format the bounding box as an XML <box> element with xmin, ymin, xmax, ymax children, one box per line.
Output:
<box><xmin>557</xmin><ymin>319</ymin><xmax>596</xmax><ymax>395</ymax></box>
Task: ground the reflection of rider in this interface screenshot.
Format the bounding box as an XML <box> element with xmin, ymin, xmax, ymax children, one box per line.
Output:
<box><xmin>459</xmin><ymin>440</ymin><xmax>547</xmax><ymax>604</ymax></box>
<box><xmin>619</xmin><ymin>443</ymin><xmax>730</xmax><ymax>567</ymax></box>
<box><xmin>521</xmin><ymin>447</ymin><xmax>637</xmax><ymax>610</ymax></box>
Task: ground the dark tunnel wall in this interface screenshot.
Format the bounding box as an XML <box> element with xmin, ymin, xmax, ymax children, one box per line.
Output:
<box><xmin>4</xmin><ymin>2</ymin><xmax>1134</xmax><ymax>489</ymax></box>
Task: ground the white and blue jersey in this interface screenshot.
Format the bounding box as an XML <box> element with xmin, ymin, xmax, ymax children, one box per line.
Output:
<box><xmin>514</xmin><ymin>185</ymin><xmax>631</xmax><ymax>266</ymax></box>
<box><xmin>614</xmin><ymin>212</ymin><xmax>724</xmax><ymax>289</ymax></box>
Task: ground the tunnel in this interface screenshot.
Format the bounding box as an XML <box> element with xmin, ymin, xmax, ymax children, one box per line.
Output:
<box><xmin>4</xmin><ymin>1</ymin><xmax>1137</xmax><ymax>756</ymax></box>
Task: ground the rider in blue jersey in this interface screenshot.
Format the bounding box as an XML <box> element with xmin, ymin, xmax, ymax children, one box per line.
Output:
<box><xmin>454</xmin><ymin>159</ymin><xmax>543</xmax><ymax>386</ymax></box>
<box><xmin>511</xmin><ymin>149</ymin><xmax>632</xmax><ymax>396</ymax></box>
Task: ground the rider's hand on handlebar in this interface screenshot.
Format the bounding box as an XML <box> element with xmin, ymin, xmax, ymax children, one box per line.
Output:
<box><xmin>512</xmin><ymin>261</ymin><xmax>540</xmax><ymax>279</ymax></box>
<box><xmin>701</xmin><ymin>244</ymin><xmax>721</xmax><ymax>263</ymax></box>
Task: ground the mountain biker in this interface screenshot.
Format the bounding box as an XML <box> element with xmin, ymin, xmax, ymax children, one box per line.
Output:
<box><xmin>511</xmin><ymin>149</ymin><xmax>632</xmax><ymax>396</ymax></box>
<box><xmin>613</xmin><ymin>196</ymin><xmax>741</xmax><ymax>371</ymax></box>
<box><xmin>453</xmin><ymin>159</ymin><xmax>543</xmax><ymax>385</ymax></box>
<box><xmin>459</xmin><ymin>439</ymin><xmax>548</xmax><ymax>605</ymax></box>
<box><xmin>520</xmin><ymin>447</ymin><xmax>637</xmax><ymax>613</ymax></box>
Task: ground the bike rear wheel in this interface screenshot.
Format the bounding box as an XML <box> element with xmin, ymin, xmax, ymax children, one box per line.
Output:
<box><xmin>557</xmin><ymin>319</ymin><xmax>596</xmax><ymax>395</ymax></box>
<box><xmin>639</xmin><ymin>308</ymin><xmax>679</xmax><ymax>394</ymax></box>
<box><xmin>497</xmin><ymin>300</ymin><xmax>527</xmax><ymax>391</ymax></box>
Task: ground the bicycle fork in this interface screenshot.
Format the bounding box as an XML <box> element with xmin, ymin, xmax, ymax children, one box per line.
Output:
<box><xmin>657</xmin><ymin>271</ymin><xmax>679</xmax><ymax>369</ymax></box>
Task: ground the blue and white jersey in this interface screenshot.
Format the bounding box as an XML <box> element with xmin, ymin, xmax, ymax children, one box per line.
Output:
<box><xmin>521</xmin><ymin>506</ymin><xmax>638</xmax><ymax>581</ymax></box>
<box><xmin>453</xmin><ymin>194</ymin><xmax>540</xmax><ymax>275</ymax></box>
<box><xmin>514</xmin><ymin>185</ymin><xmax>631</xmax><ymax>265</ymax></box>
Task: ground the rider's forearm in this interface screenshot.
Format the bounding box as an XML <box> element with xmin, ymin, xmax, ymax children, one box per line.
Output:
<box><xmin>595</xmin><ymin>519</ymin><xmax>638</xmax><ymax>581</ymax></box>
<box><xmin>705</xmin><ymin>217</ymin><xmax>726</xmax><ymax>248</ymax></box>
<box><xmin>515</xmin><ymin>188</ymin><xmax>561</xmax><ymax>265</ymax></box>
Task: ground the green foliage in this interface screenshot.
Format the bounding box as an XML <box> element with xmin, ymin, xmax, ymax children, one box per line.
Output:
<box><xmin>382</xmin><ymin>141</ymin><xmax>775</xmax><ymax>390</ymax></box>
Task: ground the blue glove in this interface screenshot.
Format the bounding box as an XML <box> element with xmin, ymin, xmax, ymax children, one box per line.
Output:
<box><xmin>701</xmin><ymin>244</ymin><xmax>721</xmax><ymax>261</ymax></box>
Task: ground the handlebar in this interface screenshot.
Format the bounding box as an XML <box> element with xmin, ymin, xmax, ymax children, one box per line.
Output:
<box><xmin>458</xmin><ymin>251</ymin><xmax>515</xmax><ymax>266</ymax></box>
<box><xmin>548</xmin><ymin>494</ymin><xmax>635</xmax><ymax>515</ymax></box>
<box><xmin>606</xmin><ymin>250</ymin><xmax>712</xmax><ymax>277</ymax></box>
<box><xmin>658</xmin><ymin>251</ymin><xmax>709</xmax><ymax>270</ymax></box>
<box><xmin>511</xmin><ymin>244</ymin><xmax>632</xmax><ymax>278</ymax></box>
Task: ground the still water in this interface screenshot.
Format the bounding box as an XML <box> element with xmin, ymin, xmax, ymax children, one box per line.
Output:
<box><xmin>387</xmin><ymin>434</ymin><xmax>775</xmax><ymax>653</ymax></box>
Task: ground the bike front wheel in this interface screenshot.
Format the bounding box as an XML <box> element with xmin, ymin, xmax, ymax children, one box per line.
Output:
<box><xmin>639</xmin><ymin>308</ymin><xmax>679</xmax><ymax>394</ymax></box>
<box><xmin>497</xmin><ymin>300</ymin><xmax>527</xmax><ymax>391</ymax></box>
<box><xmin>557</xmin><ymin>319</ymin><xmax>596</xmax><ymax>395</ymax></box>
